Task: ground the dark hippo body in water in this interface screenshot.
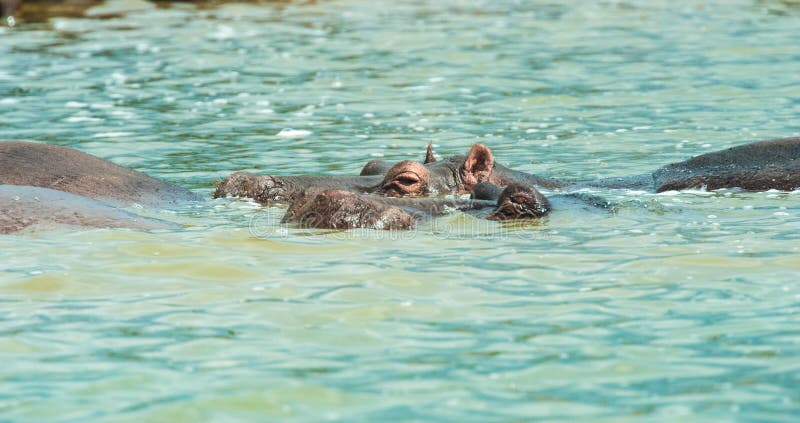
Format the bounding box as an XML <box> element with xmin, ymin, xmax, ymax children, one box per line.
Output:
<box><xmin>282</xmin><ymin>187</ymin><xmax>511</xmax><ymax>230</ymax></box>
<box><xmin>0</xmin><ymin>141</ymin><xmax>200</xmax><ymax>234</ymax></box>
<box><xmin>652</xmin><ymin>137</ymin><xmax>800</xmax><ymax>192</ymax></box>
<box><xmin>0</xmin><ymin>185</ymin><xmax>180</xmax><ymax>234</ymax></box>
<box><xmin>281</xmin><ymin>184</ymin><xmax>556</xmax><ymax>230</ymax></box>
<box><xmin>0</xmin><ymin>141</ymin><xmax>202</xmax><ymax>207</ymax></box>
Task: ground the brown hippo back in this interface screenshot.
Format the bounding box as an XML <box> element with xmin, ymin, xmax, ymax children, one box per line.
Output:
<box><xmin>0</xmin><ymin>141</ymin><xmax>201</xmax><ymax>207</ymax></box>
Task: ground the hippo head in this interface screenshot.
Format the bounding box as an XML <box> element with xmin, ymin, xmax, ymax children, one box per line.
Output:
<box><xmin>379</xmin><ymin>143</ymin><xmax>498</xmax><ymax>197</ymax></box>
<box><xmin>487</xmin><ymin>184</ymin><xmax>550</xmax><ymax>220</ymax></box>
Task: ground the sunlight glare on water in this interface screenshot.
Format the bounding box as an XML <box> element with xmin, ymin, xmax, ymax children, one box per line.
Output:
<box><xmin>1</xmin><ymin>0</ymin><xmax>799</xmax><ymax>421</ymax></box>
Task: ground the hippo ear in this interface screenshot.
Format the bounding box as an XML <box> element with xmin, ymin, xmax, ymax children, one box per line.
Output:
<box><xmin>424</xmin><ymin>142</ymin><xmax>437</xmax><ymax>164</ymax></box>
<box><xmin>462</xmin><ymin>144</ymin><xmax>494</xmax><ymax>187</ymax></box>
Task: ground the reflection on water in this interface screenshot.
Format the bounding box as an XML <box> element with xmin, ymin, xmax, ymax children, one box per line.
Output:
<box><xmin>1</xmin><ymin>0</ymin><xmax>799</xmax><ymax>420</ymax></box>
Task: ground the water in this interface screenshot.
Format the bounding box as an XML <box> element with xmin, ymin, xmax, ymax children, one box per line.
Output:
<box><xmin>1</xmin><ymin>0</ymin><xmax>800</xmax><ymax>420</ymax></box>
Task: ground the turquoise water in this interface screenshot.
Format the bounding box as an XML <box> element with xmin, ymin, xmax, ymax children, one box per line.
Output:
<box><xmin>1</xmin><ymin>0</ymin><xmax>800</xmax><ymax>420</ymax></box>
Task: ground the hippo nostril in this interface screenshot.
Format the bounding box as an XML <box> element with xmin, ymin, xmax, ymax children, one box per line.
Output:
<box><xmin>511</xmin><ymin>194</ymin><xmax>530</xmax><ymax>204</ymax></box>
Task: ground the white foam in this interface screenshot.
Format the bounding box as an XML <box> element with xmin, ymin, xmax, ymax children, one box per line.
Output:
<box><xmin>65</xmin><ymin>116</ymin><xmax>103</xmax><ymax>123</ymax></box>
<box><xmin>110</xmin><ymin>72</ymin><xmax>127</xmax><ymax>84</ymax></box>
<box><xmin>93</xmin><ymin>131</ymin><xmax>133</xmax><ymax>138</ymax></box>
<box><xmin>276</xmin><ymin>129</ymin><xmax>311</xmax><ymax>138</ymax></box>
<box><xmin>208</xmin><ymin>25</ymin><xmax>236</xmax><ymax>40</ymax></box>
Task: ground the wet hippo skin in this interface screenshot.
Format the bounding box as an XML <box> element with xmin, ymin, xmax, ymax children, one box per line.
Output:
<box><xmin>213</xmin><ymin>172</ymin><xmax>385</xmax><ymax>203</ymax></box>
<box><xmin>486</xmin><ymin>184</ymin><xmax>551</xmax><ymax>221</ymax></box>
<box><xmin>281</xmin><ymin>188</ymin><xmax>419</xmax><ymax>230</ymax></box>
<box><xmin>281</xmin><ymin>184</ymin><xmax>551</xmax><ymax>230</ymax></box>
<box><xmin>0</xmin><ymin>141</ymin><xmax>202</xmax><ymax>207</ymax></box>
<box><xmin>0</xmin><ymin>185</ymin><xmax>180</xmax><ymax>234</ymax></box>
<box><xmin>652</xmin><ymin>137</ymin><xmax>800</xmax><ymax>192</ymax></box>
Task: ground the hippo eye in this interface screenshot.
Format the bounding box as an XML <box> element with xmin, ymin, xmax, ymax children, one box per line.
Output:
<box><xmin>381</xmin><ymin>161</ymin><xmax>429</xmax><ymax>197</ymax></box>
<box><xmin>394</xmin><ymin>173</ymin><xmax>420</xmax><ymax>186</ymax></box>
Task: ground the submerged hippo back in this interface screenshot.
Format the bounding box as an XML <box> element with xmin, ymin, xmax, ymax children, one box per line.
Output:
<box><xmin>0</xmin><ymin>141</ymin><xmax>201</xmax><ymax>207</ymax></box>
<box><xmin>0</xmin><ymin>185</ymin><xmax>180</xmax><ymax>234</ymax></box>
<box><xmin>653</xmin><ymin>137</ymin><xmax>800</xmax><ymax>192</ymax></box>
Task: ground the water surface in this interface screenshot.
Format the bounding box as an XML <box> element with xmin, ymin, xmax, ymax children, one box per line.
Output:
<box><xmin>1</xmin><ymin>0</ymin><xmax>799</xmax><ymax>421</ymax></box>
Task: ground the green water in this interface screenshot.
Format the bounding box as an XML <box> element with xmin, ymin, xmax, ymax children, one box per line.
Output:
<box><xmin>1</xmin><ymin>0</ymin><xmax>800</xmax><ymax>421</ymax></box>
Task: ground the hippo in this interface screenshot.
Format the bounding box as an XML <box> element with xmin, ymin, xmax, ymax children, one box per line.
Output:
<box><xmin>0</xmin><ymin>141</ymin><xmax>200</xmax><ymax>234</ymax></box>
<box><xmin>215</xmin><ymin>137</ymin><xmax>800</xmax><ymax>204</ymax></box>
<box><xmin>279</xmin><ymin>181</ymin><xmax>622</xmax><ymax>230</ymax></box>
<box><xmin>0</xmin><ymin>185</ymin><xmax>179</xmax><ymax>234</ymax></box>
<box><xmin>280</xmin><ymin>184</ymin><xmax>552</xmax><ymax>230</ymax></box>
<box><xmin>0</xmin><ymin>141</ymin><xmax>202</xmax><ymax>207</ymax></box>
<box><xmin>651</xmin><ymin>137</ymin><xmax>800</xmax><ymax>192</ymax></box>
